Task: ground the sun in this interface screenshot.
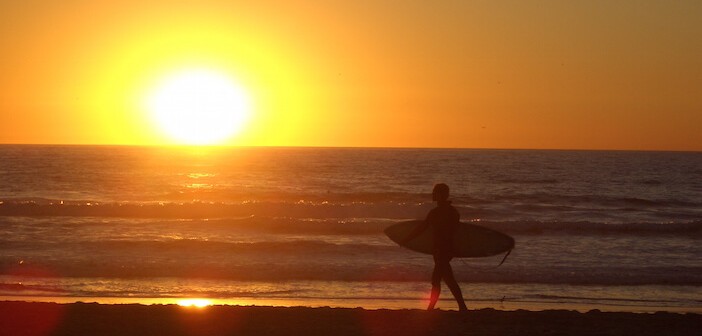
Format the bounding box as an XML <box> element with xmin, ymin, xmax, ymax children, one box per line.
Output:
<box><xmin>146</xmin><ymin>69</ymin><xmax>250</xmax><ymax>145</ymax></box>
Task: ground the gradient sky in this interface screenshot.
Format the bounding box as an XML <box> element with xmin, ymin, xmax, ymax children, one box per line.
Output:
<box><xmin>1</xmin><ymin>1</ymin><xmax>700</xmax><ymax>150</ymax></box>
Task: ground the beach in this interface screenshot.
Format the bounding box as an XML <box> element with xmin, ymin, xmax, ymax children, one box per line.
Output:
<box><xmin>2</xmin><ymin>301</ymin><xmax>700</xmax><ymax>336</ymax></box>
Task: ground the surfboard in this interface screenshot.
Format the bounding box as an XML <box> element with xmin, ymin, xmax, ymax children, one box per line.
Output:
<box><xmin>384</xmin><ymin>220</ymin><xmax>515</xmax><ymax>258</ymax></box>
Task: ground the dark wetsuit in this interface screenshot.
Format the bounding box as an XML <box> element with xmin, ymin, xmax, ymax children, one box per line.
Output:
<box><xmin>425</xmin><ymin>201</ymin><xmax>460</xmax><ymax>259</ymax></box>
<box><xmin>424</xmin><ymin>200</ymin><xmax>466</xmax><ymax>311</ymax></box>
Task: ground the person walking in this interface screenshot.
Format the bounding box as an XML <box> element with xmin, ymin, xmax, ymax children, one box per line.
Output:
<box><xmin>402</xmin><ymin>183</ymin><xmax>468</xmax><ymax>311</ymax></box>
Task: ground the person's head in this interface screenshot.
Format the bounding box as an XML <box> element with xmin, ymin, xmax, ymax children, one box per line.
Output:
<box><xmin>432</xmin><ymin>183</ymin><xmax>450</xmax><ymax>202</ymax></box>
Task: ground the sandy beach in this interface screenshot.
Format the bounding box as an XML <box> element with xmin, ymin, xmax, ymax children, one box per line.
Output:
<box><xmin>1</xmin><ymin>301</ymin><xmax>699</xmax><ymax>336</ymax></box>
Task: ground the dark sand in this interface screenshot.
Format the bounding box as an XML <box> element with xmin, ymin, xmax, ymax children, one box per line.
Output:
<box><xmin>1</xmin><ymin>301</ymin><xmax>699</xmax><ymax>336</ymax></box>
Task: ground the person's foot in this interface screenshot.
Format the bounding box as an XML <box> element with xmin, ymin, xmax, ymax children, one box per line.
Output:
<box><xmin>457</xmin><ymin>309</ymin><xmax>470</xmax><ymax>323</ymax></box>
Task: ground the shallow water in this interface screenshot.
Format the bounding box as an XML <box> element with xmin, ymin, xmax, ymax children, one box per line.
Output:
<box><xmin>1</xmin><ymin>146</ymin><xmax>700</xmax><ymax>311</ymax></box>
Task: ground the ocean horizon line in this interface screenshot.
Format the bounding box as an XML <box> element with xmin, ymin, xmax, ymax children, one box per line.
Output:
<box><xmin>0</xmin><ymin>143</ymin><xmax>700</xmax><ymax>153</ymax></box>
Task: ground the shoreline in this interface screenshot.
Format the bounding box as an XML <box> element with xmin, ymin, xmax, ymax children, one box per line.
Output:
<box><xmin>1</xmin><ymin>301</ymin><xmax>700</xmax><ymax>336</ymax></box>
<box><xmin>2</xmin><ymin>295</ymin><xmax>700</xmax><ymax>315</ymax></box>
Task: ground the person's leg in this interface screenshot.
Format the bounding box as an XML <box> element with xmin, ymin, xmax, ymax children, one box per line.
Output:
<box><xmin>427</xmin><ymin>258</ymin><xmax>442</xmax><ymax>310</ymax></box>
<box><xmin>441</xmin><ymin>260</ymin><xmax>468</xmax><ymax>311</ymax></box>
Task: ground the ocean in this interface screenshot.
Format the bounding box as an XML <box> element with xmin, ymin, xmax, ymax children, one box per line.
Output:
<box><xmin>0</xmin><ymin>145</ymin><xmax>700</xmax><ymax>312</ymax></box>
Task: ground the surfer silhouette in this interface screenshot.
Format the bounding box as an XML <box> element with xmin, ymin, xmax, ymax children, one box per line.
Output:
<box><xmin>401</xmin><ymin>183</ymin><xmax>468</xmax><ymax>311</ymax></box>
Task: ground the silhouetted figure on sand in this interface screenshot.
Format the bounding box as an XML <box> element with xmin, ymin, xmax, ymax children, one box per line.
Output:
<box><xmin>402</xmin><ymin>183</ymin><xmax>468</xmax><ymax>311</ymax></box>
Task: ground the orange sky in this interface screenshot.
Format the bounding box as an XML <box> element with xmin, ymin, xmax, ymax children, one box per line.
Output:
<box><xmin>0</xmin><ymin>1</ymin><xmax>700</xmax><ymax>150</ymax></box>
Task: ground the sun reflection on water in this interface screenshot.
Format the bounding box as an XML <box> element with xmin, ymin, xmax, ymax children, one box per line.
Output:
<box><xmin>177</xmin><ymin>298</ymin><xmax>213</xmax><ymax>308</ymax></box>
<box><xmin>185</xmin><ymin>183</ymin><xmax>213</xmax><ymax>189</ymax></box>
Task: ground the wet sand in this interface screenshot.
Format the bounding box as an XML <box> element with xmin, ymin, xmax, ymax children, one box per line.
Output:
<box><xmin>1</xmin><ymin>301</ymin><xmax>699</xmax><ymax>336</ymax></box>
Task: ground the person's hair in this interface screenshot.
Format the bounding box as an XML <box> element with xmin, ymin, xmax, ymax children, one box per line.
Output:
<box><xmin>433</xmin><ymin>183</ymin><xmax>450</xmax><ymax>201</ymax></box>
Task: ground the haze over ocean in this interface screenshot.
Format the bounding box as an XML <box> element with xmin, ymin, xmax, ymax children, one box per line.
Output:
<box><xmin>1</xmin><ymin>145</ymin><xmax>700</xmax><ymax>312</ymax></box>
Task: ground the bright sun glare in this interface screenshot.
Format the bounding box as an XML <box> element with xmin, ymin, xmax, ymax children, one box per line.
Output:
<box><xmin>177</xmin><ymin>298</ymin><xmax>213</xmax><ymax>308</ymax></box>
<box><xmin>146</xmin><ymin>69</ymin><xmax>250</xmax><ymax>145</ymax></box>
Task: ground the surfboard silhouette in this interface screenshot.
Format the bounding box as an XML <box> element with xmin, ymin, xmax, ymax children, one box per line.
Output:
<box><xmin>384</xmin><ymin>220</ymin><xmax>515</xmax><ymax>258</ymax></box>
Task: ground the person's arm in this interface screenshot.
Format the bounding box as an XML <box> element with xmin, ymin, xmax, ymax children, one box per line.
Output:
<box><xmin>400</xmin><ymin>216</ymin><xmax>432</xmax><ymax>244</ymax></box>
